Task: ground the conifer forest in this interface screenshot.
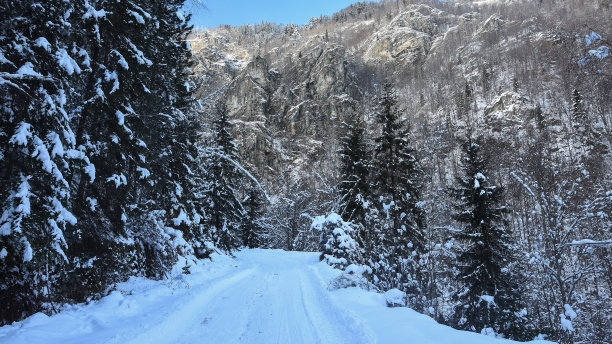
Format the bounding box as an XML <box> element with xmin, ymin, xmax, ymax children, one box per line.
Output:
<box><xmin>1</xmin><ymin>0</ymin><xmax>611</xmax><ymax>343</ymax></box>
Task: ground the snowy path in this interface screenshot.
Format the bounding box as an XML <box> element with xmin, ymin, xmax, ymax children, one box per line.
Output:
<box><xmin>0</xmin><ymin>249</ymin><xmax>551</xmax><ymax>344</ymax></box>
<box><xmin>117</xmin><ymin>251</ymin><xmax>370</xmax><ymax>344</ymax></box>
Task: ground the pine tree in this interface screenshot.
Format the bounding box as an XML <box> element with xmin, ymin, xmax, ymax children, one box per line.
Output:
<box><xmin>205</xmin><ymin>103</ymin><xmax>245</xmax><ymax>253</ymax></box>
<box><xmin>451</xmin><ymin>139</ymin><xmax>529</xmax><ymax>340</ymax></box>
<box><xmin>369</xmin><ymin>83</ymin><xmax>426</xmax><ymax>307</ymax></box>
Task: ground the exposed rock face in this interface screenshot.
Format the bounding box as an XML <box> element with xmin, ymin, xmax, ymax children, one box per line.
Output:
<box><xmin>364</xmin><ymin>7</ymin><xmax>440</xmax><ymax>65</ymax></box>
<box><xmin>196</xmin><ymin>33</ymin><xmax>363</xmax><ymax>187</ymax></box>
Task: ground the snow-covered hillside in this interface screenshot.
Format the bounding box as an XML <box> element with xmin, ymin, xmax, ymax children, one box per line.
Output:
<box><xmin>0</xmin><ymin>250</ymin><xmax>552</xmax><ymax>344</ymax></box>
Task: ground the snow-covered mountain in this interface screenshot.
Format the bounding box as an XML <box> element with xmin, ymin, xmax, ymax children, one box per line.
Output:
<box><xmin>189</xmin><ymin>0</ymin><xmax>610</xmax><ymax>203</ymax></box>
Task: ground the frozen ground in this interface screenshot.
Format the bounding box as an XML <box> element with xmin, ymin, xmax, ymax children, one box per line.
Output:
<box><xmin>0</xmin><ymin>249</ymin><xmax>553</xmax><ymax>344</ymax></box>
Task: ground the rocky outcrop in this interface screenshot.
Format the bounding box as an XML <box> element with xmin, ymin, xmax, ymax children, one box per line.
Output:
<box><xmin>364</xmin><ymin>7</ymin><xmax>440</xmax><ymax>65</ymax></box>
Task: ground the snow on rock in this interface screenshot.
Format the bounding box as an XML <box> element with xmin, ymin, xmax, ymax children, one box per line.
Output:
<box><xmin>384</xmin><ymin>288</ymin><xmax>407</xmax><ymax>307</ymax></box>
<box><xmin>588</xmin><ymin>46</ymin><xmax>609</xmax><ymax>59</ymax></box>
<box><xmin>585</xmin><ymin>31</ymin><xmax>602</xmax><ymax>46</ymax></box>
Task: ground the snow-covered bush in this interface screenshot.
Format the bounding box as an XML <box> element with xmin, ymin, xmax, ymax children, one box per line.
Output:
<box><xmin>384</xmin><ymin>289</ymin><xmax>407</xmax><ymax>307</ymax></box>
<box><xmin>311</xmin><ymin>213</ymin><xmax>363</xmax><ymax>270</ymax></box>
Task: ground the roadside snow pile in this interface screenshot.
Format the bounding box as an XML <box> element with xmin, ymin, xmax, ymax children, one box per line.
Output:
<box><xmin>312</xmin><ymin>259</ymin><xmax>554</xmax><ymax>344</ymax></box>
<box><xmin>0</xmin><ymin>252</ymin><xmax>237</xmax><ymax>344</ymax></box>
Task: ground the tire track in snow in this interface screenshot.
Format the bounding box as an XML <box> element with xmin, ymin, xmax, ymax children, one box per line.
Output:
<box><xmin>298</xmin><ymin>269</ymin><xmax>377</xmax><ymax>344</ymax></box>
<box><xmin>109</xmin><ymin>268</ymin><xmax>255</xmax><ymax>344</ymax></box>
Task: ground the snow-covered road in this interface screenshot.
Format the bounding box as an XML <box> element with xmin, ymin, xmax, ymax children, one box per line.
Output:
<box><xmin>117</xmin><ymin>250</ymin><xmax>371</xmax><ymax>344</ymax></box>
<box><xmin>0</xmin><ymin>249</ymin><xmax>551</xmax><ymax>344</ymax></box>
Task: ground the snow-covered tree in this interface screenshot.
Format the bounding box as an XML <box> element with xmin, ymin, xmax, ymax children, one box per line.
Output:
<box><xmin>337</xmin><ymin>117</ymin><xmax>370</xmax><ymax>225</ymax></box>
<box><xmin>451</xmin><ymin>139</ymin><xmax>529</xmax><ymax>340</ymax></box>
<box><xmin>0</xmin><ymin>0</ymin><xmax>89</xmax><ymax>324</ymax></box>
<box><xmin>241</xmin><ymin>181</ymin><xmax>267</xmax><ymax>248</ymax></box>
<box><xmin>204</xmin><ymin>103</ymin><xmax>245</xmax><ymax>253</ymax></box>
<box><xmin>368</xmin><ymin>83</ymin><xmax>426</xmax><ymax>308</ymax></box>
<box><xmin>312</xmin><ymin>213</ymin><xmax>363</xmax><ymax>270</ymax></box>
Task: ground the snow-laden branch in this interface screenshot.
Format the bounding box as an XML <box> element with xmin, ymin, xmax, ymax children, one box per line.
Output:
<box><xmin>510</xmin><ymin>171</ymin><xmax>536</xmax><ymax>198</ymax></box>
<box><xmin>0</xmin><ymin>72</ymin><xmax>55</xmax><ymax>82</ymax></box>
<box><xmin>207</xmin><ymin>149</ymin><xmax>271</xmax><ymax>203</ymax></box>
<box><xmin>561</xmin><ymin>239</ymin><xmax>612</xmax><ymax>247</ymax></box>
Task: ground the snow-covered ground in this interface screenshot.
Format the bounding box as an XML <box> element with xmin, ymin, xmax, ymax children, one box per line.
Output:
<box><xmin>0</xmin><ymin>249</ymin><xmax>553</xmax><ymax>344</ymax></box>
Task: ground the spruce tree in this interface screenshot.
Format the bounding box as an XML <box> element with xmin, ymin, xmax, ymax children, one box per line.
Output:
<box><xmin>571</xmin><ymin>89</ymin><xmax>586</xmax><ymax>129</ymax></box>
<box><xmin>0</xmin><ymin>0</ymin><xmax>88</xmax><ymax>324</ymax></box>
<box><xmin>337</xmin><ymin>117</ymin><xmax>370</xmax><ymax>225</ymax></box>
<box><xmin>451</xmin><ymin>139</ymin><xmax>529</xmax><ymax>339</ymax></box>
<box><xmin>205</xmin><ymin>103</ymin><xmax>245</xmax><ymax>253</ymax></box>
<box><xmin>241</xmin><ymin>181</ymin><xmax>267</xmax><ymax>248</ymax></box>
<box><xmin>66</xmin><ymin>0</ymin><xmax>162</xmax><ymax>293</ymax></box>
<box><xmin>140</xmin><ymin>1</ymin><xmax>205</xmax><ymax>264</ymax></box>
<box><xmin>370</xmin><ymin>83</ymin><xmax>426</xmax><ymax>307</ymax></box>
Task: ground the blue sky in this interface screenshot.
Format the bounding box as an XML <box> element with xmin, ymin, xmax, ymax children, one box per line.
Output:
<box><xmin>186</xmin><ymin>0</ymin><xmax>363</xmax><ymax>28</ymax></box>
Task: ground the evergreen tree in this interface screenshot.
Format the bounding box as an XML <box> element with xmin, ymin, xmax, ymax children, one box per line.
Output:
<box><xmin>451</xmin><ymin>139</ymin><xmax>529</xmax><ymax>340</ymax></box>
<box><xmin>66</xmin><ymin>0</ymin><xmax>165</xmax><ymax>295</ymax></box>
<box><xmin>0</xmin><ymin>0</ymin><xmax>89</xmax><ymax>324</ymax></box>
<box><xmin>1</xmin><ymin>0</ymin><xmax>204</xmax><ymax>323</ymax></box>
<box><xmin>241</xmin><ymin>181</ymin><xmax>267</xmax><ymax>249</ymax></box>
<box><xmin>337</xmin><ymin>117</ymin><xmax>370</xmax><ymax>225</ymax></box>
<box><xmin>370</xmin><ymin>83</ymin><xmax>426</xmax><ymax>307</ymax></box>
<box><xmin>571</xmin><ymin>89</ymin><xmax>586</xmax><ymax>129</ymax></box>
<box><xmin>139</xmin><ymin>1</ymin><xmax>206</xmax><ymax>264</ymax></box>
<box><xmin>312</xmin><ymin>213</ymin><xmax>363</xmax><ymax>270</ymax></box>
<box><xmin>205</xmin><ymin>103</ymin><xmax>245</xmax><ymax>253</ymax></box>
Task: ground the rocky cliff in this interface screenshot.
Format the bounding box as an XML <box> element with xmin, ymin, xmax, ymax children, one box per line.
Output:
<box><xmin>189</xmin><ymin>0</ymin><xmax>611</xmax><ymax>208</ymax></box>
